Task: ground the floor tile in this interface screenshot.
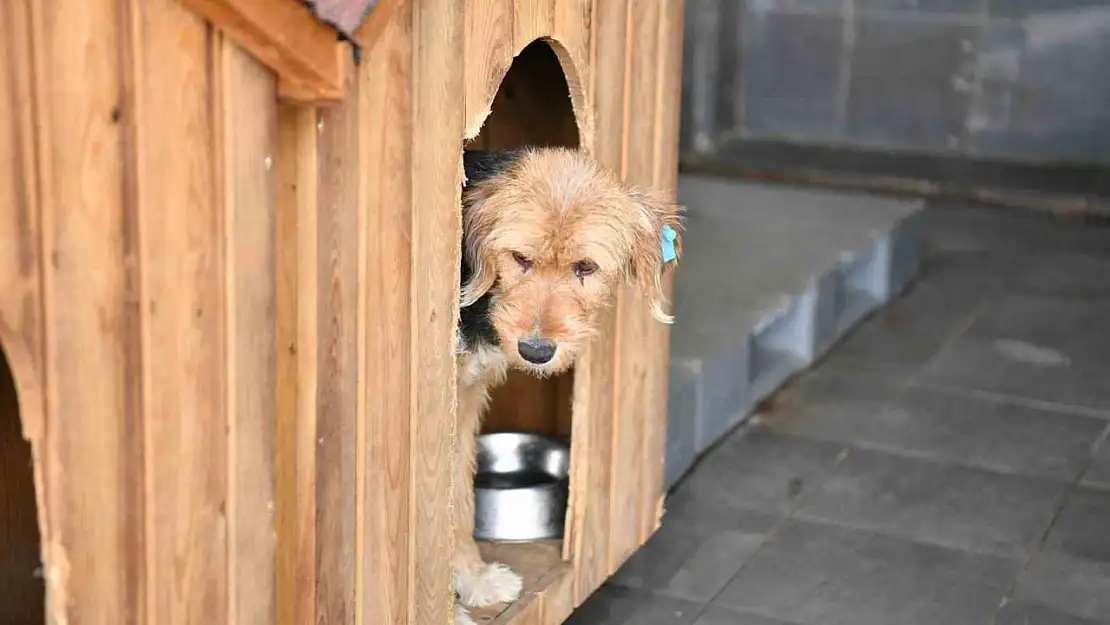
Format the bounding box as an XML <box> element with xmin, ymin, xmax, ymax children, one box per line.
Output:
<box><xmin>957</xmin><ymin>295</ymin><xmax>1110</xmax><ymax>367</ymax></box>
<box><xmin>564</xmin><ymin>586</ymin><xmax>703</xmax><ymax>625</ymax></box>
<box><xmin>713</xmin><ymin>519</ymin><xmax>1018</xmax><ymax>625</ymax></box>
<box><xmin>996</xmin><ymin>600</ymin><xmax>1109</xmax><ymax>625</ymax></box>
<box><xmin>919</xmin><ymin>295</ymin><xmax>1110</xmax><ymax>413</ymax></box>
<box><xmin>610</xmin><ymin>507</ymin><xmax>778</xmax><ymax>602</ymax></box>
<box><xmin>1009</xmin><ymin>552</ymin><xmax>1110</xmax><ymax>623</ymax></box>
<box><xmin>693</xmin><ymin>606</ymin><xmax>799</xmax><ymax>625</ymax></box>
<box><xmin>793</xmin><ymin>448</ymin><xmax>1065</xmax><ymax>557</ymax></box>
<box><xmin>816</xmin><ymin>251</ymin><xmax>997</xmax><ymax>377</ymax></box>
<box><xmin>1083</xmin><ymin>440</ymin><xmax>1110</xmax><ymax>490</ymax></box>
<box><xmin>767</xmin><ymin>382</ymin><xmax>1106</xmax><ymax>479</ymax></box>
<box><xmin>1002</xmin><ymin>253</ymin><xmax>1110</xmax><ymax>300</ymax></box>
<box><xmin>667</xmin><ymin>429</ymin><xmax>848</xmax><ymax>517</ymax></box>
<box><xmin>1044</xmin><ymin>487</ymin><xmax>1110</xmax><ymax>565</ymax></box>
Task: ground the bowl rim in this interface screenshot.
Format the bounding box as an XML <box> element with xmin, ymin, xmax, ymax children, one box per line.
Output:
<box><xmin>474</xmin><ymin>431</ymin><xmax>571</xmax><ymax>493</ymax></box>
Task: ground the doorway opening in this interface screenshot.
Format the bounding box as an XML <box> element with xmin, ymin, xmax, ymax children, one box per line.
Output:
<box><xmin>0</xmin><ymin>346</ymin><xmax>44</xmax><ymax>624</ymax></box>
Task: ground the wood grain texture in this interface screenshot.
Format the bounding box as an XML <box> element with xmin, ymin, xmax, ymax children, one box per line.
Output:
<box><xmin>540</xmin><ymin>564</ymin><xmax>575</xmax><ymax>625</ymax></box>
<box><xmin>609</xmin><ymin>0</ymin><xmax>661</xmax><ymax>570</ymax></box>
<box><xmin>273</xmin><ymin>104</ymin><xmax>324</xmax><ymax>625</ymax></box>
<box><xmin>218</xmin><ymin>38</ymin><xmax>279</xmax><ymax>625</ymax></box>
<box><xmin>482</xmin><ymin>373</ymin><xmax>567</xmax><ymax>438</ymax></box>
<box><xmin>513</xmin><ymin>0</ymin><xmax>555</xmax><ymax>51</ymax></box>
<box><xmin>551</xmin><ymin>0</ymin><xmax>591</xmax><ymax>87</ymax></box>
<box><xmin>314</xmin><ymin>60</ymin><xmax>362</xmax><ymax>625</ymax></box>
<box><xmin>641</xmin><ymin>0</ymin><xmax>685</xmax><ymax>540</ymax></box>
<box><xmin>568</xmin><ymin>0</ymin><xmax>626</xmax><ymax>601</ymax></box>
<box><xmin>274</xmin><ymin>102</ymin><xmax>305</xmax><ymax>625</ymax></box>
<box><xmin>132</xmin><ymin>3</ymin><xmax>227</xmax><ymax>622</ymax></box>
<box><xmin>32</xmin><ymin>0</ymin><xmax>145</xmax><ymax>621</ymax></box>
<box><xmin>3</xmin><ymin>3</ymin><xmax>681</xmax><ymax>625</ymax></box>
<box><xmin>352</xmin><ymin>0</ymin><xmax>405</xmax><ymax>51</ymax></box>
<box><xmin>462</xmin><ymin>0</ymin><xmax>513</xmax><ymax>141</ymax></box>
<box><xmin>357</xmin><ymin>1</ymin><xmax>413</xmax><ymax>623</ymax></box>
<box><xmin>410</xmin><ymin>0</ymin><xmax>465</xmax><ymax>621</ymax></box>
<box><xmin>179</xmin><ymin>0</ymin><xmax>348</xmax><ymax>103</ymax></box>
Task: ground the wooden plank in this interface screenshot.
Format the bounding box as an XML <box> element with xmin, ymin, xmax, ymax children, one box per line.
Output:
<box><xmin>352</xmin><ymin>0</ymin><xmax>405</xmax><ymax>51</ymax></box>
<box><xmin>540</xmin><ymin>567</ymin><xmax>574</xmax><ymax>625</ymax></box>
<box><xmin>274</xmin><ymin>102</ymin><xmax>305</xmax><ymax>625</ymax></box>
<box><xmin>217</xmin><ymin>38</ymin><xmax>279</xmax><ymax>625</ymax></box>
<box><xmin>513</xmin><ymin>0</ymin><xmax>555</xmax><ymax>51</ymax></box>
<box><xmin>608</xmin><ymin>0</ymin><xmax>660</xmax><ymax>572</ymax></box>
<box><xmin>357</xmin><ymin>1</ymin><xmax>413</xmax><ymax>623</ymax></box>
<box><xmin>410</xmin><ymin>0</ymin><xmax>465</xmax><ymax>621</ymax></box>
<box><xmin>131</xmin><ymin>2</ymin><xmax>227</xmax><ymax>622</ymax></box>
<box><xmin>551</xmin><ymin>0</ymin><xmax>591</xmax><ymax>82</ymax></box>
<box><xmin>33</xmin><ymin>0</ymin><xmax>145</xmax><ymax>620</ymax></box>
<box><xmin>568</xmin><ymin>0</ymin><xmax>626</xmax><ymax>602</ymax></box>
<box><xmin>275</xmin><ymin>103</ymin><xmax>320</xmax><ymax>625</ymax></box>
<box><xmin>314</xmin><ymin>60</ymin><xmax>362</xmax><ymax>625</ymax></box>
<box><xmin>483</xmin><ymin>374</ymin><xmax>561</xmax><ymax>437</ymax></box>
<box><xmin>463</xmin><ymin>0</ymin><xmax>514</xmax><ymax>140</ymax></box>
<box><xmin>641</xmin><ymin>0</ymin><xmax>685</xmax><ymax>540</ymax></box>
<box><xmin>551</xmin><ymin>0</ymin><xmax>592</xmax><ymax>147</ymax></box>
<box><xmin>179</xmin><ymin>0</ymin><xmax>348</xmax><ymax>103</ymax></box>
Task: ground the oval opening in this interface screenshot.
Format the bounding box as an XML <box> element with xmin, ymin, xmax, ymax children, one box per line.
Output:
<box><xmin>0</xmin><ymin>345</ymin><xmax>44</xmax><ymax>624</ymax></box>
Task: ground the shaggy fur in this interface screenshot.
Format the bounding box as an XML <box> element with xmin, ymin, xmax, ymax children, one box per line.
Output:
<box><xmin>453</xmin><ymin>147</ymin><xmax>684</xmax><ymax>624</ymax></box>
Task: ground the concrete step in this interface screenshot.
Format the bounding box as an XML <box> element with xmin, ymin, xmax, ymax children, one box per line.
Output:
<box><xmin>664</xmin><ymin>176</ymin><xmax>924</xmax><ymax>489</ymax></box>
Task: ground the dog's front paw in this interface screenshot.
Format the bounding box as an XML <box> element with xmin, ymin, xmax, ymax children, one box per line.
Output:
<box><xmin>456</xmin><ymin>604</ymin><xmax>477</xmax><ymax>625</ymax></box>
<box><xmin>457</xmin><ymin>561</ymin><xmax>523</xmax><ymax>608</ymax></box>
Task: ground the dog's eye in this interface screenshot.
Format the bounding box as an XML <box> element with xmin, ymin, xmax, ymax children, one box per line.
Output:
<box><xmin>511</xmin><ymin>251</ymin><xmax>532</xmax><ymax>271</ymax></box>
<box><xmin>573</xmin><ymin>260</ymin><xmax>599</xmax><ymax>280</ymax></box>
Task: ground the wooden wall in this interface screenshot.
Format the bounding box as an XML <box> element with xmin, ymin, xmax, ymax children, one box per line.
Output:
<box><xmin>1</xmin><ymin>0</ymin><xmax>280</xmax><ymax>622</ymax></box>
<box><xmin>0</xmin><ymin>1</ymin><xmax>685</xmax><ymax>625</ymax></box>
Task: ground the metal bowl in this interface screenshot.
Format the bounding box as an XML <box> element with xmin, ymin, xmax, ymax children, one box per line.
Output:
<box><xmin>474</xmin><ymin>432</ymin><xmax>570</xmax><ymax>542</ymax></box>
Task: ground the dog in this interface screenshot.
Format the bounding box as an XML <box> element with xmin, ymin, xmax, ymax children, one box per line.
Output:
<box><xmin>453</xmin><ymin>147</ymin><xmax>683</xmax><ymax>624</ymax></box>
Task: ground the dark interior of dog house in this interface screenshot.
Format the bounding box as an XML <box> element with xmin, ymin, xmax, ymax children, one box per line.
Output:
<box><xmin>0</xmin><ymin>349</ymin><xmax>43</xmax><ymax>625</ymax></box>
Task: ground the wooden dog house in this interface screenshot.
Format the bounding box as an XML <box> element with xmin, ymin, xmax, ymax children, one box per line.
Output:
<box><xmin>0</xmin><ymin>0</ymin><xmax>685</xmax><ymax>623</ymax></box>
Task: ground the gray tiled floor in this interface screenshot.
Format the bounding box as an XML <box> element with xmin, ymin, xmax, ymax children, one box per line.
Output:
<box><xmin>568</xmin><ymin>200</ymin><xmax>1110</xmax><ymax>625</ymax></box>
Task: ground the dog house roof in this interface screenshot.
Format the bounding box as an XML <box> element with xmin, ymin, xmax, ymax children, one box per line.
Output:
<box><xmin>300</xmin><ymin>0</ymin><xmax>378</xmax><ymax>38</ymax></box>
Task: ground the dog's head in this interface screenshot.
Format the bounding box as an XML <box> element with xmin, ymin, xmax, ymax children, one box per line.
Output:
<box><xmin>460</xmin><ymin>147</ymin><xmax>685</xmax><ymax>376</ymax></box>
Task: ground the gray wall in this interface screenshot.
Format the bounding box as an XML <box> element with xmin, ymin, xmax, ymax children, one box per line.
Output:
<box><xmin>680</xmin><ymin>0</ymin><xmax>1110</xmax><ymax>166</ymax></box>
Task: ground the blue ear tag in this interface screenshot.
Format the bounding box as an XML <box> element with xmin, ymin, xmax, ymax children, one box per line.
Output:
<box><xmin>661</xmin><ymin>225</ymin><xmax>678</xmax><ymax>263</ymax></box>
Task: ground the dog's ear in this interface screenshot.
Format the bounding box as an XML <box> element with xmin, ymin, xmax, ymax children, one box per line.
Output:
<box><xmin>460</xmin><ymin>181</ymin><xmax>501</xmax><ymax>307</ymax></box>
<box><xmin>625</xmin><ymin>185</ymin><xmax>686</xmax><ymax>324</ymax></box>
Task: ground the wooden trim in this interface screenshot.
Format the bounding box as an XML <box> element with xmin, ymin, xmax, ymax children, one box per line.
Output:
<box><xmin>180</xmin><ymin>0</ymin><xmax>348</xmax><ymax>104</ymax></box>
<box><xmin>352</xmin><ymin>0</ymin><xmax>405</xmax><ymax>50</ymax></box>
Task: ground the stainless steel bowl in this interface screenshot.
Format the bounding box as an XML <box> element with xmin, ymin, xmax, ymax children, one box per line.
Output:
<box><xmin>474</xmin><ymin>432</ymin><xmax>570</xmax><ymax>542</ymax></box>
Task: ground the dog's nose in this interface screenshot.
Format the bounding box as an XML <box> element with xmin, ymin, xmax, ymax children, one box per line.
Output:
<box><xmin>517</xmin><ymin>337</ymin><xmax>557</xmax><ymax>364</ymax></box>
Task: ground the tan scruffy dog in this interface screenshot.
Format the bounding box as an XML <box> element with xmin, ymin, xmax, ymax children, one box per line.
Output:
<box><xmin>453</xmin><ymin>147</ymin><xmax>684</xmax><ymax>625</ymax></box>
